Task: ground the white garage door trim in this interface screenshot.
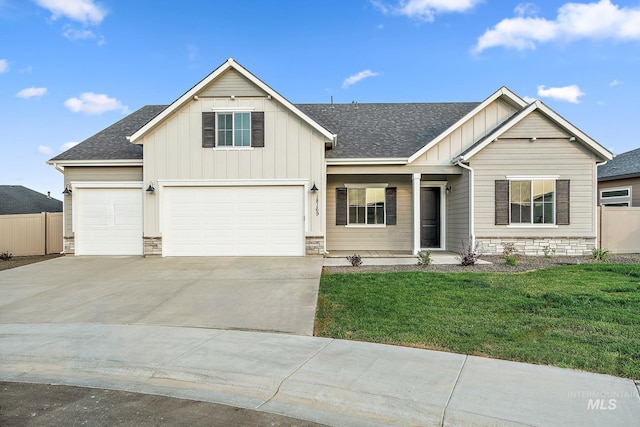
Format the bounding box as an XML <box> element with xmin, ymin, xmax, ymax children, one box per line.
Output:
<box><xmin>72</xmin><ymin>181</ymin><xmax>143</xmax><ymax>256</ymax></box>
<box><xmin>159</xmin><ymin>180</ymin><xmax>308</xmax><ymax>257</ymax></box>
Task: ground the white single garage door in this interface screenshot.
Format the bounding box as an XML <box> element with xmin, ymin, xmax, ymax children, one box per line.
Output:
<box><xmin>162</xmin><ymin>186</ymin><xmax>304</xmax><ymax>256</ymax></box>
<box><xmin>75</xmin><ymin>188</ymin><xmax>143</xmax><ymax>255</ymax></box>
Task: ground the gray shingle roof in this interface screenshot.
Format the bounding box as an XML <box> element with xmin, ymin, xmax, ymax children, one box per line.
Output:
<box><xmin>598</xmin><ymin>147</ymin><xmax>640</xmax><ymax>180</ymax></box>
<box><xmin>0</xmin><ymin>185</ymin><xmax>62</xmax><ymax>215</ymax></box>
<box><xmin>296</xmin><ymin>102</ymin><xmax>480</xmax><ymax>158</ymax></box>
<box><xmin>49</xmin><ymin>105</ymin><xmax>167</xmax><ymax>162</ymax></box>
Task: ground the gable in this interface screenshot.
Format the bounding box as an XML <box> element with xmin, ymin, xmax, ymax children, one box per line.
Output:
<box><xmin>198</xmin><ymin>69</ymin><xmax>266</xmax><ymax>98</ymax></box>
<box><xmin>501</xmin><ymin>111</ymin><xmax>569</xmax><ymax>139</ymax></box>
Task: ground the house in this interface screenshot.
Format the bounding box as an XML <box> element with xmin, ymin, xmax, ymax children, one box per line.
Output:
<box><xmin>0</xmin><ymin>185</ymin><xmax>62</xmax><ymax>215</ymax></box>
<box><xmin>47</xmin><ymin>58</ymin><xmax>612</xmax><ymax>257</ymax></box>
<box><xmin>597</xmin><ymin>147</ymin><xmax>640</xmax><ymax>207</ymax></box>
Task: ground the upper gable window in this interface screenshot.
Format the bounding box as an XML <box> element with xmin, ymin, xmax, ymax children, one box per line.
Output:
<box><xmin>202</xmin><ymin>111</ymin><xmax>264</xmax><ymax>149</ymax></box>
<box><xmin>218</xmin><ymin>112</ymin><xmax>251</xmax><ymax>147</ymax></box>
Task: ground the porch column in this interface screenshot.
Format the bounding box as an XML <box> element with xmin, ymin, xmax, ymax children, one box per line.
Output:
<box><xmin>412</xmin><ymin>173</ymin><xmax>421</xmax><ymax>254</ymax></box>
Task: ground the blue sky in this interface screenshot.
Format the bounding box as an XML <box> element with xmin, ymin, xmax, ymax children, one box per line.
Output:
<box><xmin>2</xmin><ymin>0</ymin><xmax>640</xmax><ymax>197</ymax></box>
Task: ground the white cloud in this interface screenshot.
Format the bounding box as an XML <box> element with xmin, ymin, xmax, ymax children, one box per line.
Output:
<box><xmin>609</xmin><ymin>79</ymin><xmax>622</xmax><ymax>86</ymax></box>
<box><xmin>0</xmin><ymin>59</ymin><xmax>8</xmax><ymax>74</ymax></box>
<box><xmin>474</xmin><ymin>0</ymin><xmax>640</xmax><ymax>52</ymax></box>
<box><xmin>523</xmin><ymin>96</ymin><xmax>537</xmax><ymax>104</ymax></box>
<box><xmin>64</xmin><ymin>92</ymin><xmax>128</xmax><ymax>115</ymax></box>
<box><xmin>38</xmin><ymin>145</ymin><xmax>52</xmax><ymax>154</ymax></box>
<box><xmin>16</xmin><ymin>87</ymin><xmax>47</xmax><ymax>99</ymax></box>
<box><xmin>63</xmin><ymin>25</ymin><xmax>96</xmax><ymax>40</ymax></box>
<box><xmin>60</xmin><ymin>141</ymin><xmax>79</xmax><ymax>151</ymax></box>
<box><xmin>34</xmin><ymin>0</ymin><xmax>107</xmax><ymax>25</ymax></box>
<box><xmin>342</xmin><ymin>70</ymin><xmax>380</xmax><ymax>88</ymax></box>
<box><xmin>373</xmin><ymin>0</ymin><xmax>482</xmax><ymax>22</ymax></box>
<box><xmin>514</xmin><ymin>3</ymin><xmax>539</xmax><ymax>17</ymax></box>
<box><xmin>537</xmin><ymin>84</ymin><xmax>585</xmax><ymax>103</ymax></box>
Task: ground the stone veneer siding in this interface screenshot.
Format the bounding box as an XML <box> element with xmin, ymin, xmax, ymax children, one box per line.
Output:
<box><xmin>477</xmin><ymin>237</ymin><xmax>596</xmax><ymax>256</ymax></box>
<box><xmin>144</xmin><ymin>237</ymin><xmax>162</xmax><ymax>256</ymax></box>
<box><xmin>305</xmin><ymin>236</ymin><xmax>325</xmax><ymax>255</ymax></box>
<box><xmin>63</xmin><ymin>236</ymin><xmax>75</xmax><ymax>254</ymax></box>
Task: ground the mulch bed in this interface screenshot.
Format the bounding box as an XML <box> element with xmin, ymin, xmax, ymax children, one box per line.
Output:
<box><xmin>0</xmin><ymin>254</ymin><xmax>63</xmax><ymax>272</ymax></box>
<box><xmin>323</xmin><ymin>254</ymin><xmax>640</xmax><ymax>274</ymax></box>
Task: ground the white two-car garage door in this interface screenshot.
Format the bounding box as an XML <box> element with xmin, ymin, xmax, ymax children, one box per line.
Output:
<box><xmin>162</xmin><ymin>186</ymin><xmax>304</xmax><ymax>256</ymax></box>
<box><xmin>74</xmin><ymin>187</ymin><xmax>143</xmax><ymax>255</ymax></box>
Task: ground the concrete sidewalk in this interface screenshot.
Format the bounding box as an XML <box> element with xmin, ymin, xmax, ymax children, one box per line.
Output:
<box><xmin>1</xmin><ymin>323</ymin><xmax>638</xmax><ymax>426</ymax></box>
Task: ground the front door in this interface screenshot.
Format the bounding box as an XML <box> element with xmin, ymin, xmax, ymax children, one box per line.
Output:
<box><xmin>420</xmin><ymin>187</ymin><xmax>441</xmax><ymax>248</ymax></box>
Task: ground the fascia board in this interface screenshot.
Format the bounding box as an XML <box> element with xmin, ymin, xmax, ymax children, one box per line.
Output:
<box><xmin>325</xmin><ymin>158</ymin><xmax>408</xmax><ymax>165</ymax></box>
<box><xmin>407</xmin><ymin>86</ymin><xmax>528</xmax><ymax>164</ymax></box>
<box><xmin>46</xmin><ymin>159</ymin><xmax>143</xmax><ymax>167</ymax></box>
<box><xmin>129</xmin><ymin>58</ymin><xmax>335</xmax><ymax>144</ymax></box>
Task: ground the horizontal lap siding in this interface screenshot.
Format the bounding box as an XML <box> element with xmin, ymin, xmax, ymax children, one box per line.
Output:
<box><xmin>471</xmin><ymin>127</ymin><xmax>596</xmax><ymax>238</ymax></box>
<box><xmin>446</xmin><ymin>171</ymin><xmax>470</xmax><ymax>253</ymax></box>
<box><xmin>326</xmin><ymin>175</ymin><xmax>412</xmax><ymax>251</ymax></box>
<box><xmin>199</xmin><ymin>69</ymin><xmax>266</xmax><ymax>97</ymax></box>
<box><xmin>598</xmin><ymin>177</ymin><xmax>640</xmax><ymax>207</ymax></box>
<box><xmin>63</xmin><ymin>167</ymin><xmax>143</xmax><ymax>238</ymax></box>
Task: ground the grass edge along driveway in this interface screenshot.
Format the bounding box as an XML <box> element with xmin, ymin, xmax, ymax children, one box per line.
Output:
<box><xmin>315</xmin><ymin>264</ymin><xmax>640</xmax><ymax>379</ymax></box>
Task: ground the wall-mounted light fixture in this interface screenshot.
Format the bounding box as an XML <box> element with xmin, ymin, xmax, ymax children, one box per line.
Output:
<box><xmin>62</xmin><ymin>185</ymin><xmax>72</xmax><ymax>195</ymax></box>
<box><xmin>310</xmin><ymin>183</ymin><xmax>320</xmax><ymax>216</ymax></box>
<box><xmin>193</xmin><ymin>95</ymin><xmax>199</xmax><ymax>101</ymax></box>
<box><xmin>446</xmin><ymin>184</ymin><xmax>452</xmax><ymax>194</ymax></box>
<box><xmin>146</xmin><ymin>182</ymin><xmax>155</xmax><ymax>193</ymax></box>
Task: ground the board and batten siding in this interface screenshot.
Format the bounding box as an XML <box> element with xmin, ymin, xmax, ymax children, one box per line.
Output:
<box><xmin>598</xmin><ymin>177</ymin><xmax>640</xmax><ymax>207</ymax></box>
<box><xmin>471</xmin><ymin>113</ymin><xmax>597</xmax><ymax>238</ymax></box>
<box><xmin>326</xmin><ymin>175</ymin><xmax>412</xmax><ymax>252</ymax></box>
<box><xmin>140</xmin><ymin>96</ymin><xmax>327</xmax><ymax>237</ymax></box>
<box><xmin>446</xmin><ymin>170</ymin><xmax>470</xmax><ymax>253</ymax></box>
<box><xmin>63</xmin><ymin>166</ymin><xmax>143</xmax><ymax>238</ymax></box>
<box><xmin>412</xmin><ymin>99</ymin><xmax>517</xmax><ymax>166</ymax></box>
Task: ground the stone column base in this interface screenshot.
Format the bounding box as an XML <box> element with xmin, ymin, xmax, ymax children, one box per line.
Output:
<box><xmin>144</xmin><ymin>237</ymin><xmax>162</xmax><ymax>256</ymax></box>
<box><xmin>63</xmin><ymin>236</ymin><xmax>75</xmax><ymax>255</ymax></box>
<box><xmin>305</xmin><ymin>236</ymin><xmax>325</xmax><ymax>255</ymax></box>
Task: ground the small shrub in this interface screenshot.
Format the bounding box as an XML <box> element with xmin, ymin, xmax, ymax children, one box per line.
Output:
<box><xmin>0</xmin><ymin>251</ymin><xmax>13</xmax><ymax>261</ymax></box>
<box><xmin>457</xmin><ymin>240</ymin><xmax>481</xmax><ymax>266</ymax></box>
<box><xmin>346</xmin><ymin>254</ymin><xmax>363</xmax><ymax>267</ymax></box>
<box><xmin>592</xmin><ymin>248</ymin><xmax>610</xmax><ymax>263</ymax></box>
<box><xmin>417</xmin><ymin>251</ymin><xmax>432</xmax><ymax>266</ymax></box>
<box><xmin>505</xmin><ymin>255</ymin><xmax>518</xmax><ymax>266</ymax></box>
<box><xmin>542</xmin><ymin>246</ymin><xmax>556</xmax><ymax>259</ymax></box>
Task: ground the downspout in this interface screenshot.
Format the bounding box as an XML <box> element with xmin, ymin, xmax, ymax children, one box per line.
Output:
<box><xmin>455</xmin><ymin>160</ymin><xmax>475</xmax><ymax>247</ymax></box>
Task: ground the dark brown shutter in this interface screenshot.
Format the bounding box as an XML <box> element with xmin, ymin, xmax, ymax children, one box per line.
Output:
<box><xmin>202</xmin><ymin>112</ymin><xmax>216</xmax><ymax>148</ymax></box>
<box><xmin>556</xmin><ymin>179</ymin><xmax>570</xmax><ymax>225</ymax></box>
<box><xmin>385</xmin><ymin>187</ymin><xmax>397</xmax><ymax>225</ymax></box>
<box><xmin>495</xmin><ymin>180</ymin><xmax>510</xmax><ymax>225</ymax></box>
<box><xmin>251</xmin><ymin>112</ymin><xmax>264</xmax><ymax>147</ymax></box>
<box><xmin>336</xmin><ymin>188</ymin><xmax>347</xmax><ymax>225</ymax></box>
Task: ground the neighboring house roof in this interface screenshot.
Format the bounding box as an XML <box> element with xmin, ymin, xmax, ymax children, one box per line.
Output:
<box><xmin>455</xmin><ymin>100</ymin><xmax>613</xmax><ymax>163</ymax></box>
<box><xmin>48</xmin><ymin>105</ymin><xmax>167</xmax><ymax>163</ymax></box>
<box><xmin>129</xmin><ymin>58</ymin><xmax>336</xmax><ymax>144</ymax></box>
<box><xmin>598</xmin><ymin>147</ymin><xmax>640</xmax><ymax>181</ymax></box>
<box><xmin>296</xmin><ymin>102</ymin><xmax>479</xmax><ymax>159</ymax></box>
<box><xmin>0</xmin><ymin>185</ymin><xmax>62</xmax><ymax>215</ymax></box>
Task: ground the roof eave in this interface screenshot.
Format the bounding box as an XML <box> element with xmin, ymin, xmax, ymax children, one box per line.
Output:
<box><xmin>326</xmin><ymin>157</ymin><xmax>409</xmax><ymax>165</ymax></box>
<box><xmin>408</xmin><ymin>86</ymin><xmax>528</xmax><ymax>164</ymax></box>
<box><xmin>129</xmin><ymin>58</ymin><xmax>335</xmax><ymax>144</ymax></box>
<box><xmin>46</xmin><ymin>159</ymin><xmax>143</xmax><ymax>169</ymax></box>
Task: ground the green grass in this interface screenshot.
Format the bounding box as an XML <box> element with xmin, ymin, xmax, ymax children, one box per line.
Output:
<box><xmin>315</xmin><ymin>264</ymin><xmax>640</xmax><ymax>379</ymax></box>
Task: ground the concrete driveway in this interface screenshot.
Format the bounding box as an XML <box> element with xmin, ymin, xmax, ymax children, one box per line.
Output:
<box><xmin>0</xmin><ymin>256</ymin><xmax>323</xmax><ymax>335</ymax></box>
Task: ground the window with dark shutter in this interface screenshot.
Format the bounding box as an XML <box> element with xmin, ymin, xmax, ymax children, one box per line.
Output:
<box><xmin>385</xmin><ymin>187</ymin><xmax>397</xmax><ymax>225</ymax></box>
<box><xmin>336</xmin><ymin>188</ymin><xmax>347</xmax><ymax>225</ymax></box>
<box><xmin>251</xmin><ymin>112</ymin><xmax>264</xmax><ymax>147</ymax></box>
<box><xmin>556</xmin><ymin>179</ymin><xmax>570</xmax><ymax>225</ymax></box>
<box><xmin>202</xmin><ymin>112</ymin><xmax>216</xmax><ymax>148</ymax></box>
<box><xmin>495</xmin><ymin>180</ymin><xmax>509</xmax><ymax>225</ymax></box>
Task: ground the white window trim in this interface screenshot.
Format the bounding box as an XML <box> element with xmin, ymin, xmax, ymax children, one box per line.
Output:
<box><xmin>344</xmin><ymin>184</ymin><xmax>388</xmax><ymax>227</ymax></box>
<box><xmin>600</xmin><ymin>187</ymin><xmax>631</xmax><ymax>200</ymax></box>
<box><xmin>419</xmin><ymin>181</ymin><xmax>447</xmax><ymax>251</ymax></box>
<box><xmin>600</xmin><ymin>201</ymin><xmax>631</xmax><ymax>207</ymax></box>
<box><xmin>215</xmin><ymin>111</ymin><xmax>252</xmax><ymax>148</ymax></box>
<box><xmin>508</xmin><ymin>178</ymin><xmax>557</xmax><ymax>226</ymax></box>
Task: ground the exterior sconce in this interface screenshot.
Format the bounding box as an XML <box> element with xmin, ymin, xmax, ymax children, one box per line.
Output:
<box><xmin>146</xmin><ymin>182</ymin><xmax>155</xmax><ymax>193</ymax></box>
<box><xmin>310</xmin><ymin>183</ymin><xmax>320</xmax><ymax>216</ymax></box>
<box><xmin>62</xmin><ymin>185</ymin><xmax>72</xmax><ymax>195</ymax></box>
<box><xmin>446</xmin><ymin>184</ymin><xmax>452</xmax><ymax>194</ymax></box>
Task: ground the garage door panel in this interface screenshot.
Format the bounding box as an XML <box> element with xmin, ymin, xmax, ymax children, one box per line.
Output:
<box><xmin>75</xmin><ymin>188</ymin><xmax>143</xmax><ymax>256</ymax></box>
<box><xmin>162</xmin><ymin>186</ymin><xmax>304</xmax><ymax>257</ymax></box>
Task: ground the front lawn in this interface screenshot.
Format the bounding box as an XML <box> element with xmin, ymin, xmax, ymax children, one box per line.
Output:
<box><xmin>315</xmin><ymin>264</ymin><xmax>640</xmax><ymax>379</ymax></box>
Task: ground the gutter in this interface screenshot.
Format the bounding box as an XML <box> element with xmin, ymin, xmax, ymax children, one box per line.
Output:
<box><xmin>454</xmin><ymin>159</ymin><xmax>475</xmax><ymax>247</ymax></box>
